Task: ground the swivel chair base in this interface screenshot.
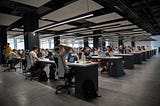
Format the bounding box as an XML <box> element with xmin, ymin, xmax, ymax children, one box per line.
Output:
<box><xmin>55</xmin><ymin>81</ymin><xmax>75</xmax><ymax>94</ymax></box>
<box><xmin>4</xmin><ymin>67</ymin><xmax>16</xmax><ymax>72</ymax></box>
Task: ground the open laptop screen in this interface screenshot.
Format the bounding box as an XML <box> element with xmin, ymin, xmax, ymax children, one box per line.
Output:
<box><xmin>68</xmin><ymin>56</ymin><xmax>76</xmax><ymax>63</ymax></box>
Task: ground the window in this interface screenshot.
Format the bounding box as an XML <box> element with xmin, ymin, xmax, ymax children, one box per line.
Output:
<box><xmin>17</xmin><ymin>38</ymin><xmax>24</xmax><ymax>49</ymax></box>
<box><xmin>8</xmin><ymin>38</ymin><xmax>14</xmax><ymax>49</ymax></box>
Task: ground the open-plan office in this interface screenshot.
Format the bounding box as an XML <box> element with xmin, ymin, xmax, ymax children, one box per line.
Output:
<box><xmin>0</xmin><ymin>0</ymin><xmax>160</xmax><ymax>106</ymax></box>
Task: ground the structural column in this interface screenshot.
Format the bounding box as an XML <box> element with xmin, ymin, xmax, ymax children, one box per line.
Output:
<box><xmin>93</xmin><ymin>36</ymin><xmax>99</xmax><ymax>48</ymax></box>
<box><xmin>0</xmin><ymin>26</ymin><xmax>7</xmax><ymax>64</ymax></box>
<box><xmin>93</xmin><ymin>30</ymin><xmax>102</xmax><ymax>48</ymax></box>
<box><xmin>118</xmin><ymin>36</ymin><xmax>124</xmax><ymax>46</ymax></box>
<box><xmin>23</xmin><ymin>12</ymin><xmax>39</xmax><ymax>51</ymax></box>
<box><xmin>131</xmin><ymin>37</ymin><xmax>135</xmax><ymax>47</ymax></box>
<box><xmin>83</xmin><ymin>37</ymin><xmax>89</xmax><ymax>47</ymax></box>
<box><xmin>54</xmin><ymin>36</ymin><xmax>60</xmax><ymax>48</ymax></box>
<box><xmin>101</xmin><ymin>37</ymin><xmax>106</xmax><ymax>49</ymax></box>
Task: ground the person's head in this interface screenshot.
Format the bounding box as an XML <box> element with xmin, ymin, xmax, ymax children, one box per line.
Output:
<box><xmin>59</xmin><ymin>44</ymin><xmax>72</xmax><ymax>53</ymax></box>
<box><xmin>12</xmin><ymin>49</ymin><xmax>17</xmax><ymax>53</ymax></box>
<box><xmin>106</xmin><ymin>46</ymin><xmax>112</xmax><ymax>52</ymax></box>
<box><xmin>119</xmin><ymin>45</ymin><xmax>123</xmax><ymax>50</ymax></box>
<box><xmin>6</xmin><ymin>43</ymin><xmax>10</xmax><ymax>47</ymax></box>
<box><xmin>32</xmin><ymin>46</ymin><xmax>39</xmax><ymax>53</ymax></box>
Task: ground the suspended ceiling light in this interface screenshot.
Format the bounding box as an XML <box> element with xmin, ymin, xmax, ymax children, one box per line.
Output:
<box><xmin>33</xmin><ymin>14</ymin><xmax>94</xmax><ymax>33</ymax></box>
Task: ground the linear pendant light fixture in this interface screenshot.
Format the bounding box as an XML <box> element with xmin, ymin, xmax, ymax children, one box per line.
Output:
<box><xmin>33</xmin><ymin>14</ymin><xmax>94</xmax><ymax>33</ymax></box>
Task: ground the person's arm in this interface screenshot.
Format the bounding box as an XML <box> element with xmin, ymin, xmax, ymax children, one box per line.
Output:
<box><xmin>32</xmin><ymin>51</ymin><xmax>41</xmax><ymax>61</ymax></box>
<box><xmin>109</xmin><ymin>51</ymin><xmax>113</xmax><ymax>57</ymax></box>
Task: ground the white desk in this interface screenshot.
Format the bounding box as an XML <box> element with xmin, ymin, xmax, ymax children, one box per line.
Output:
<box><xmin>130</xmin><ymin>52</ymin><xmax>143</xmax><ymax>64</ymax></box>
<box><xmin>13</xmin><ymin>57</ymin><xmax>26</xmax><ymax>70</ymax></box>
<box><xmin>113</xmin><ymin>54</ymin><xmax>134</xmax><ymax>56</ymax></box>
<box><xmin>38</xmin><ymin>58</ymin><xmax>55</xmax><ymax>64</ymax></box>
<box><xmin>91</xmin><ymin>56</ymin><xmax>122</xmax><ymax>59</ymax></box>
<box><xmin>89</xmin><ymin>56</ymin><xmax>125</xmax><ymax>77</ymax></box>
<box><xmin>113</xmin><ymin>53</ymin><xmax>134</xmax><ymax>69</ymax></box>
<box><xmin>67</xmin><ymin>62</ymin><xmax>98</xmax><ymax>67</ymax></box>
<box><xmin>67</xmin><ymin>61</ymin><xmax>98</xmax><ymax>99</ymax></box>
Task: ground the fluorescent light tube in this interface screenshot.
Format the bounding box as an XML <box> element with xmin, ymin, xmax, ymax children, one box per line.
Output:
<box><xmin>33</xmin><ymin>14</ymin><xmax>93</xmax><ymax>33</ymax></box>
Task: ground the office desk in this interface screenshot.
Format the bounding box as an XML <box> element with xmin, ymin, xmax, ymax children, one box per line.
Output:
<box><xmin>67</xmin><ymin>62</ymin><xmax>98</xmax><ymax>99</ymax></box>
<box><xmin>141</xmin><ymin>51</ymin><xmax>147</xmax><ymax>61</ymax></box>
<box><xmin>38</xmin><ymin>58</ymin><xmax>55</xmax><ymax>64</ymax></box>
<box><xmin>113</xmin><ymin>54</ymin><xmax>134</xmax><ymax>69</ymax></box>
<box><xmin>151</xmin><ymin>49</ymin><xmax>156</xmax><ymax>57</ymax></box>
<box><xmin>150</xmin><ymin>50</ymin><xmax>152</xmax><ymax>57</ymax></box>
<box><xmin>153</xmin><ymin>49</ymin><xmax>157</xmax><ymax>55</ymax></box>
<box><xmin>131</xmin><ymin>52</ymin><xmax>142</xmax><ymax>64</ymax></box>
<box><xmin>13</xmin><ymin>57</ymin><xmax>26</xmax><ymax>70</ymax></box>
<box><xmin>146</xmin><ymin>50</ymin><xmax>151</xmax><ymax>59</ymax></box>
<box><xmin>90</xmin><ymin>56</ymin><xmax>125</xmax><ymax>77</ymax></box>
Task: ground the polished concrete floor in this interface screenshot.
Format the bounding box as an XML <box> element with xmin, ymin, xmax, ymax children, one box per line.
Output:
<box><xmin>0</xmin><ymin>55</ymin><xmax>160</xmax><ymax>106</ymax></box>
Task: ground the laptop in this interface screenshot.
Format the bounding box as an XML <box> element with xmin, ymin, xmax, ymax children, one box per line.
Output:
<box><xmin>68</xmin><ymin>56</ymin><xmax>76</xmax><ymax>63</ymax></box>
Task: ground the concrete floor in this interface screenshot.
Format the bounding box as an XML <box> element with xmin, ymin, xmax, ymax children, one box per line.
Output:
<box><xmin>0</xmin><ymin>55</ymin><xmax>160</xmax><ymax>106</ymax></box>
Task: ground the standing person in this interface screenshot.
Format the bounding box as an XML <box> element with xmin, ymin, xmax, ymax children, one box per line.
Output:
<box><xmin>5</xmin><ymin>43</ymin><xmax>12</xmax><ymax>66</ymax></box>
<box><xmin>2</xmin><ymin>45</ymin><xmax>6</xmax><ymax>64</ymax></box>
<box><xmin>5</xmin><ymin>43</ymin><xmax>12</xmax><ymax>57</ymax></box>
<box><xmin>54</xmin><ymin>45</ymin><xmax>74</xmax><ymax>84</ymax></box>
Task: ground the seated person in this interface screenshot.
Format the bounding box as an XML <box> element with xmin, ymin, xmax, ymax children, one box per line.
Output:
<box><xmin>8</xmin><ymin>49</ymin><xmax>19</xmax><ymax>68</ymax></box>
<box><xmin>29</xmin><ymin>46</ymin><xmax>41</xmax><ymax>76</ymax></box>
<box><xmin>119</xmin><ymin>45</ymin><xmax>126</xmax><ymax>54</ymax></box>
<box><xmin>126</xmin><ymin>46</ymin><xmax>133</xmax><ymax>53</ymax></box>
<box><xmin>101</xmin><ymin>46</ymin><xmax>113</xmax><ymax>73</ymax></box>
<box><xmin>29</xmin><ymin>46</ymin><xmax>41</xmax><ymax>66</ymax></box>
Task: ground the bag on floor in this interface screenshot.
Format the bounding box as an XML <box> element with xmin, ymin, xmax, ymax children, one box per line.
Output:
<box><xmin>39</xmin><ymin>71</ymin><xmax>48</xmax><ymax>81</ymax></box>
<box><xmin>49</xmin><ymin>64</ymin><xmax>56</xmax><ymax>79</ymax></box>
<box><xmin>83</xmin><ymin>80</ymin><xmax>98</xmax><ymax>101</ymax></box>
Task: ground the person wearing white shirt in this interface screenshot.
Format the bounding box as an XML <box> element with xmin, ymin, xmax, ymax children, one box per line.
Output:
<box><xmin>29</xmin><ymin>46</ymin><xmax>40</xmax><ymax>66</ymax></box>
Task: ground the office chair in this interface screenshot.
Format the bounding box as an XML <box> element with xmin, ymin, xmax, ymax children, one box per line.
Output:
<box><xmin>4</xmin><ymin>59</ymin><xmax>17</xmax><ymax>72</ymax></box>
<box><xmin>24</xmin><ymin>54</ymin><xmax>39</xmax><ymax>81</ymax></box>
<box><xmin>54</xmin><ymin>56</ymin><xmax>74</xmax><ymax>94</ymax></box>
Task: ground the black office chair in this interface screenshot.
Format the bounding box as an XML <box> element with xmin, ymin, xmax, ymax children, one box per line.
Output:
<box><xmin>24</xmin><ymin>55</ymin><xmax>39</xmax><ymax>81</ymax></box>
<box><xmin>54</xmin><ymin>56</ymin><xmax>74</xmax><ymax>94</ymax></box>
<box><xmin>4</xmin><ymin>59</ymin><xmax>16</xmax><ymax>72</ymax></box>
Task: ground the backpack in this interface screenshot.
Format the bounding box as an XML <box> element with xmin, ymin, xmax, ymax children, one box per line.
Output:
<box><xmin>39</xmin><ymin>71</ymin><xmax>48</xmax><ymax>81</ymax></box>
<box><xmin>83</xmin><ymin>80</ymin><xmax>98</xmax><ymax>101</ymax></box>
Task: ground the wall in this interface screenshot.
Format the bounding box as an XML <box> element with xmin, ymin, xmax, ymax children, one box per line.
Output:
<box><xmin>109</xmin><ymin>41</ymin><xmax>118</xmax><ymax>47</ymax></box>
<box><xmin>135</xmin><ymin>41</ymin><xmax>151</xmax><ymax>48</ymax></box>
<box><xmin>151</xmin><ymin>35</ymin><xmax>160</xmax><ymax>50</ymax></box>
<box><xmin>151</xmin><ymin>35</ymin><xmax>160</xmax><ymax>52</ymax></box>
<box><xmin>124</xmin><ymin>41</ymin><xmax>131</xmax><ymax>46</ymax></box>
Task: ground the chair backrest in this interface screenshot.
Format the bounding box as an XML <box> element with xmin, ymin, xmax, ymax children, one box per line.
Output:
<box><xmin>26</xmin><ymin>54</ymin><xmax>32</xmax><ymax>70</ymax></box>
<box><xmin>54</xmin><ymin>57</ymin><xmax>58</xmax><ymax>68</ymax></box>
